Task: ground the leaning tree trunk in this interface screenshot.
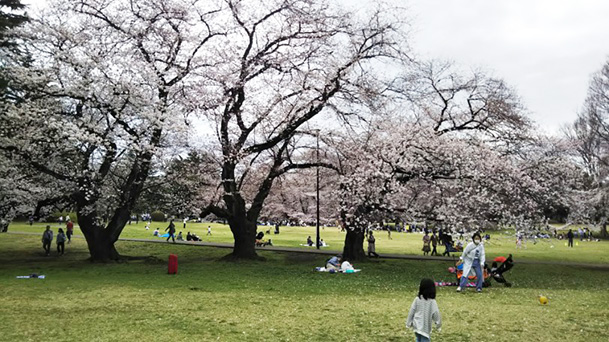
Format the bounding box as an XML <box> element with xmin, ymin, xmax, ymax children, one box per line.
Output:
<box><xmin>602</xmin><ymin>222</ymin><xmax>608</xmax><ymax>238</ymax></box>
<box><xmin>342</xmin><ymin>228</ymin><xmax>366</xmax><ymax>261</ymax></box>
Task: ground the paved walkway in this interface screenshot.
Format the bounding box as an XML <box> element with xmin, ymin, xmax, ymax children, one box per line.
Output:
<box><xmin>5</xmin><ymin>231</ymin><xmax>609</xmax><ymax>269</ymax></box>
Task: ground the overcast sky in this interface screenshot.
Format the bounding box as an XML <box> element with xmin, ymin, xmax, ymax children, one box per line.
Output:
<box><xmin>404</xmin><ymin>0</ymin><xmax>609</xmax><ymax>134</ymax></box>
<box><xmin>24</xmin><ymin>0</ymin><xmax>609</xmax><ymax>135</ymax></box>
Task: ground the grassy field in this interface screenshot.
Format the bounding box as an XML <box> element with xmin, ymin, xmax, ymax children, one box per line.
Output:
<box><xmin>0</xmin><ymin>233</ymin><xmax>607</xmax><ymax>342</ymax></box>
<box><xmin>7</xmin><ymin>221</ymin><xmax>609</xmax><ymax>264</ymax></box>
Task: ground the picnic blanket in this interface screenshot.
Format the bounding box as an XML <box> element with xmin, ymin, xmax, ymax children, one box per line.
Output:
<box><xmin>300</xmin><ymin>244</ymin><xmax>330</xmax><ymax>247</ymax></box>
<box><xmin>315</xmin><ymin>267</ymin><xmax>361</xmax><ymax>273</ymax></box>
<box><xmin>435</xmin><ymin>281</ymin><xmax>478</xmax><ymax>287</ymax></box>
<box><xmin>16</xmin><ymin>274</ymin><xmax>45</xmax><ymax>279</ymax></box>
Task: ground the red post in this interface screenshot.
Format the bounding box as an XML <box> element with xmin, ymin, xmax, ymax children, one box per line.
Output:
<box><xmin>168</xmin><ymin>254</ymin><xmax>178</xmax><ymax>274</ymax></box>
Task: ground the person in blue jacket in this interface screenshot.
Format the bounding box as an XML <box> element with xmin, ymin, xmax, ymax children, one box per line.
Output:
<box><xmin>326</xmin><ymin>255</ymin><xmax>342</xmax><ymax>271</ymax></box>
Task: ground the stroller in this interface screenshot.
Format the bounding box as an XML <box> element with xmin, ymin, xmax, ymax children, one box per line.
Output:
<box><xmin>484</xmin><ymin>254</ymin><xmax>514</xmax><ymax>287</ymax></box>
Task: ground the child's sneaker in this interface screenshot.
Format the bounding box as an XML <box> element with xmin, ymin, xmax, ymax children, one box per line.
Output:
<box><xmin>456</xmin><ymin>287</ymin><xmax>462</xmax><ymax>292</ymax></box>
<box><xmin>476</xmin><ymin>288</ymin><xmax>482</xmax><ymax>293</ymax></box>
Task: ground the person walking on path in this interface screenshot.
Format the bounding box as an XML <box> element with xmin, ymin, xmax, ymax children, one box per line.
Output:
<box><xmin>422</xmin><ymin>233</ymin><xmax>431</xmax><ymax>256</ymax></box>
<box><xmin>442</xmin><ymin>232</ymin><xmax>453</xmax><ymax>257</ymax></box>
<box><xmin>367</xmin><ymin>231</ymin><xmax>379</xmax><ymax>257</ymax></box>
<box><xmin>56</xmin><ymin>228</ymin><xmax>66</xmax><ymax>255</ymax></box>
<box><xmin>165</xmin><ymin>220</ymin><xmax>176</xmax><ymax>243</ymax></box>
<box><xmin>457</xmin><ymin>233</ymin><xmax>486</xmax><ymax>293</ymax></box>
<box><xmin>42</xmin><ymin>225</ymin><xmax>53</xmax><ymax>256</ymax></box>
<box><xmin>66</xmin><ymin>220</ymin><xmax>74</xmax><ymax>244</ymax></box>
<box><xmin>406</xmin><ymin>278</ymin><xmax>442</xmax><ymax>342</ymax></box>
<box><xmin>430</xmin><ymin>232</ymin><xmax>438</xmax><ymax>256</ymax></box>
<box><xmin>567</xmin><ymin>229</ymin><xmax>574</xmax><ymax>248</ymax></box>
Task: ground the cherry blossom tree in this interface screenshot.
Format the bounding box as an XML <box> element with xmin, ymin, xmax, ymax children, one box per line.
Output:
<box><xmin>1</xmin><ymin>0</ymin><xmax>28</xmax><ymax>96</ymax></box>
<box><xmin>195</xmin><ymin>0</ymin><xmax>406</xmax><ymax>259</ymax></box>
<box><xmin>567</xmin><ymin>58</ymin><xmax>609</xmax><ymax>237</ymax></box>
<box><xmin>334</xmin><ymin>60</ymin><xmax>579</xmax><ymax>260</ymax></box>
<box><xmin>0</xmin><ymin>0</ymin><xmax>223</xmax><ymax>260</ymax></box>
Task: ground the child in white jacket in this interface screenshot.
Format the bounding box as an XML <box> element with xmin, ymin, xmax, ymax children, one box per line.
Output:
<box><xmin>457</xmin><ymin>232</ymin><xmax>486</xmax><ymax>292</ymax></box>
<box><xmin>406</xmin><ymin>278</ymin><xmax>442</xmax><ymax>342</ymax></box>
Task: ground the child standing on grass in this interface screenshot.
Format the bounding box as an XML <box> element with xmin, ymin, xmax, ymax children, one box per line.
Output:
<box><xmin>406</xmin><ymin>279</ymin><xmax>441</xmax><ymax>342</ymax></box>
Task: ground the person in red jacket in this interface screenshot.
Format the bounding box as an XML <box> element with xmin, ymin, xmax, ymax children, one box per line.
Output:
<box><xmin>66</xmin><ymin>220</ymin><xmax>74</xmax><ymax>244</ymax></box>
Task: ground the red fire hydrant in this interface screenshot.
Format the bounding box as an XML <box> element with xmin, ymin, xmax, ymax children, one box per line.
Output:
<box><xmin>168</xmin><ymin>254</ymin><xmax>178</xmax><ymax>274</ymax></box>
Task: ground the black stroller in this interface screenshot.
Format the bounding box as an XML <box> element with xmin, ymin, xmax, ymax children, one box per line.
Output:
<box><xmin>484</xmin><ymin>254</ymin><xmax>514</xmax><ymax>287</ymax></box>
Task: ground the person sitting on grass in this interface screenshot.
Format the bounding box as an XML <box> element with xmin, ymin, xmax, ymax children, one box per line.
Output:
<box><xmin>176</xmin><ymin>231</ymin><xmax>184</xmax><ymax>241</ymax></box>
<box><xmin>326</xmin><ymin>255</ymin><xmax>341</xmax><ymax>271</ymax></box>
<box><xmin>341</xmin><ymin>260</ymin><xmax>355</xmax><ymax>272</ymax></box>
<box><xmin>306</xmin><ymin>236</ymin><xmax>313</xmax><ymax>246</ymax></box>
<box><xmin>153</xmin><ymin>228</ymin><xmax>160</xmax><ymax>237</ymax></box>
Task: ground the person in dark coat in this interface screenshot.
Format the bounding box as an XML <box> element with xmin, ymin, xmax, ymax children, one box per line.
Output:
<box><xmin>165</xmin><ymin>220</ymin><xmax>176</xmax><ymax>243</ymax></box>
<box><xmin>56</xmin><ymin>228</ymin><xmax>66</xmax><ymax>255</ymax></box>
<box><xmin>42</xmin><ymin>225</ymin><xmax>53</xmax><ymax>256</ymax></box>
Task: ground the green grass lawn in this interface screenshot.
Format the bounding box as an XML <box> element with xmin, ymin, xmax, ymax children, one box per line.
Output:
<box><xmin>7</xmin><ymin>221</ymin><xmax>609</xmax><ymax>264</ymax></box>
<box><xmin>0</xmin><ymin>233</ymin><xmax>608</xmax><ymax>342</ymax></box>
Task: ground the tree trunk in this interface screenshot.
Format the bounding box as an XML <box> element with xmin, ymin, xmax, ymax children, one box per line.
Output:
<box><xmin>79</xmin><ymin>222</ymin><xmax>121</xmax><ymax>262</ymax></box>
<box><xmin>228</xmin><ymin>215</ymin><xmax>259</xmax><ymax>259</ymax></box>
<box><xmin>86</xmin><ymin>233</ymin><xmax>120</xmax><ymax>262</ymax></box>
<box><xmin>342</xmin><ymin>228</ymin><xmax>366</xmax><ymax>261</ymax></box>
<box><xmin>77</xmin><ymin>207</ymin><xmax>129</xmax><ymax>262</ymax></box>
<box><xmin>602</xmin><ymin>223</ymin><xmax>608</xmax><ymax>238</ymax></box>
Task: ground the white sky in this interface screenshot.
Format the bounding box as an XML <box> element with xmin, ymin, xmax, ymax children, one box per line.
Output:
<box><xmin>23</xmin><ymin>0</ymin><xmax>609</xmax><ymax>135</ymax></box>
<box><xmin>404</xmin><ymin>0</ymin><xmax>609</xmax><ymax>134</ymax></box>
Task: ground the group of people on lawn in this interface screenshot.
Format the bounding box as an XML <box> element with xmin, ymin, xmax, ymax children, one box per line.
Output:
<box><xmin>151</xmin><ymin>219</ymin><xmax>211</xmax><ymax>242</ymax></box>
<box><xmin>40</xmin><ymin>217</ymin><xmax>74</xmax><ymax>256</ymax></box>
